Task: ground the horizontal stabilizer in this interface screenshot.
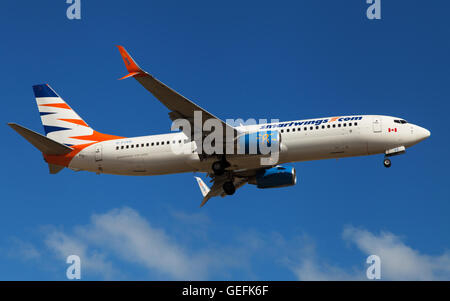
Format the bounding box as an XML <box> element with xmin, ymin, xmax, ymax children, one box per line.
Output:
<box><xmin>8</xmin><ymin>123</ymin><xmax>73</xmax><ymax>155</ymax></box>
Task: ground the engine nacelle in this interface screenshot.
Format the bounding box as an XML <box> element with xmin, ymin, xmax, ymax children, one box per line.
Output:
<box><xmin>236</xmin><ymin>130</ymin><xmax>280</xmax><ymax>155</ymax></box>
<box><xmin>254</xmin><ymin>166</ymin><xmax>297</xmax><ymax>189</ymax></box>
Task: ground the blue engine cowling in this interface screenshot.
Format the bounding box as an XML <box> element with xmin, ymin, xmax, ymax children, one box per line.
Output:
<box><xmin>255</xmin><ymin>166</ymin><xmax>297</xmax><ymax>189</ymax></box>
<box><xmin>236</xmin><ymin>131</ymin><xmax>280</xmax><ymax>155</ymax></box>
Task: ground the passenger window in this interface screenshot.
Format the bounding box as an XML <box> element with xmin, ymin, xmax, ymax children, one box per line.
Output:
<box><xmin>151</xmin><ymin>142</ymin><xmax>154</xmax><ymax>146</ymax></box>
<box><xmin>167</xmin><ymin>141</ymin><xmax>170</xmax><ymax>144</ymax></box>
<box><xmin>179</xmin><ymin>140</ymin><xmax>182</xmax><ymax>143</ymax></box>
<box><xmin>281</xmin><ymin>130</ymin><xmax>284</xmax><ymax>133</ymax></box>
<box><xmin>116</xmin><ymin>146</ymin><xmax>119</xmax><ymax>150</ymax></box>
<box><xmin>156</xmin><ymin>142</ymin><xmax>159</xmax><ymax>146</ymax></box>
<box><xmin>338</xmin><ymin>124</ymin><xmax>341</xmax><ymax>127</ymax></box>
<box><xmin>292</xmin><ymin>128</ymin><xmax>295</xmax><ymax>132</ymax></box>
<box><xmin>126</xmin><ymin>145</ymin><xmax>129</xmax><ymax>149</ymax></box>
<box><xmin>298</xmin><ymin>128</ymin><xmax>301</xmax><ymax>131</ymax></box>
<box><xmin>161</xmin><ymin>141</ymin><xmax>164</xmax><ymax>145</ymax></box>
<box><xmin>315</xmin><ymin>126</ymin><xmax>319</xmax><ymax>130</ymax></box>
<box><xmin>286</xmin><ymin>129</ymin><xmax>290</xmax><ymax>132</ymax></box>
<box><xmin>349</xmin><ymin>123</ymin><xmax>352</xmax><ymax>126</ymax></box>
<box><xmin>146</xmin><ymin>143</ymin><xmax>149</xmax><ymax>147</ymax></box>
<box><xmin>131</xmin><ymin>145</ymin><xmax>134</xmax><ymax>148</ymax></box>
<box><xmin>121</xmin><ymin>146</ymin><xmax>124</xmax><ymax>149</ymax></box>
<box><xmin>310</xmin><ymin>126</ymin><xmax>313</xmax><ymax>130</ymax></box>
<box><xmin>141</xmin><ymin>143</ymin><xmax>144</xmax><ymax>147</ymax></box>
<box><xmin>321</xmin><ymin>125</ymin><xmax>325</xmax><ymax>129</ymax></box>
<box><xmin>327</xmin><ymin>125</ymin><xmax>330</xmax><ymax>128</ymax></box>
<box><xmin>304</xmin><ymin>127</ymin><xmax>307</xmax><ymax>131</ymax></box>
<box><xmin>136</xmin><ymin>144</ymin><xmax>139</xmax><ymax>148</ymax></box>
<box><xmin>332</xmin><ymin>124</ymin><xmax>336</xmax><ymax>128</ymax></box>
<box><xmin>354</xmin><ymin>122</ymin><xmax>358</xmax><ymax>126</ymax></box>
<box><xmin>343</xmin><ymin>123</ymin><xmax>346</xmax><ymax>127</ymax></box>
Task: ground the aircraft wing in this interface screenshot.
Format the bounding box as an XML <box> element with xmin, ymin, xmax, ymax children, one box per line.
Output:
<box><xmin>194</xmin><ymin>165</ymin><xmax>273</xmax><ymax>207</ymax></box>
<box><xmin>116</xmin><ymin>46</ymin><xmax>238</xmax><ymax>141</ymax></box>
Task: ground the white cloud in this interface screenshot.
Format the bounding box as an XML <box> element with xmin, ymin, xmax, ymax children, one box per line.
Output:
<box><xmin>38</xmin><ymin>207</ymin><xmax>273</xmax><ymax>280</ymax></box>
<box><xmin>169</xmin><ymin>210</ymin><xmax>210</xmax><ymax>226</ymax></box>
<box><xmin>40</xmin><ymin>207</ymin><xmax>222</xmax><ymax>280</ymax></box>
<box><xmin>9</xmin><ymin>207</ymin><xmax>450</xmax><ymax>281</ymax></box>
<box><xmin>343</xmin><ymin>226</ymin><xmax>450</xmax><ymax>280</ymax></box>
<box><xmin>290</xmin><ymin>242</ymin><xmax>362</xmax><ymax>281</ymax></box>
<box><xmin>44</xmin><ymin>229</ymin><xmax>117</xmax><ymax>280</ymax></box>
<box><xmin>75</xmin><ymin>207</ymin><xmax>208</xmax><ymax>280</ymax></box>
<box><xmin>291</xmin><ymin>226</ymin><xmax>450</xmax><ymax>281</ymax></box>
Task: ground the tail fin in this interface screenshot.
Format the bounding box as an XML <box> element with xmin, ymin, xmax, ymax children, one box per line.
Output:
<box><xmin>33</xmin><ymin>84</ymin><xmax>122</xmax><ymax>146</ymax></box>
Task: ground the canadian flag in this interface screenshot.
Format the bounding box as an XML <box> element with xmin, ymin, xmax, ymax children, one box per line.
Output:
<box><xmin>388</xmin><ymin>128</ymin><xmax>397</xmax><ymax>133</ymax></box>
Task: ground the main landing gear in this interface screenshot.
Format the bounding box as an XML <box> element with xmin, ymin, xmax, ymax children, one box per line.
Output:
<box><xmin>223</xmin><ymin>181</ymin><xmax>236</xmax><ymax>195</ymax></box>
<box><xmin>211</xmin><ymin>157</ymin><xmax>235</xmax><ymax>195</ymax></box>
<box><xmin>211</xmin><ymin>157</ymin><xmax>230</xmax><ymax>176</ymax></box>
<box><xmin>383</xmin><ymin>158</ymin><xmax>391</xmax><ymax>168</ymax></box>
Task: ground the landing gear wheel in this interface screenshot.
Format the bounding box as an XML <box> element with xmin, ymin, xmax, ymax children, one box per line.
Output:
<box><xmin>223</xmin><ymin>181</ymin><xmax>236</xmax><ymax>195</ymax></box>
<box><xmin>383</xmin><ymin>158</ymin><xmax>391</xmax><ymax>168</ymax></box>
<box><xmin>212</xmin><ymin>161</ymin><xmax>225</xmax><ymax>175</ymax></box>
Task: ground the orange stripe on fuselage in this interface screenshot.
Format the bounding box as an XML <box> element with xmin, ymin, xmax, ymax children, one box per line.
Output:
<box><xmin>70</xmin><ymin>131</ymin><xmax>124</xmax><ymax>142</ymax></box>
<box><xmin>39</xmin><ymin>103</ymin><xmax>72</xmax><ymax>110</ymax></box>
<box><xmin>45</xmin><ymin>131</ymin><xmax>125</xmax><ymax>167</ymax></box>
<box><xmin>44</xmin><ymin>143</ymin><xmax>92</xmax><ymax>167</ymax></box>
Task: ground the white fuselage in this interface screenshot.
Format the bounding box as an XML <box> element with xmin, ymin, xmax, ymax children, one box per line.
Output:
<box><xmin>68</xmin><ymin>115</ymin><xmax>430</xmax><ymax>176</ymax></box>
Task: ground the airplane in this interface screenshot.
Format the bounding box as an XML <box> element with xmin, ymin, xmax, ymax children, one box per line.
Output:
<box><xmin>8</xmin><ymin>46</ymin><xmax>431</xmax><ymax>207</ymax></box>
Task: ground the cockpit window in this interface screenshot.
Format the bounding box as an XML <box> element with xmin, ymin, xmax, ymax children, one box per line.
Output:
<box><xmin>394</xmin><ymin>119</ymin><xmax>408</xmax><ymax>124</ymax></box>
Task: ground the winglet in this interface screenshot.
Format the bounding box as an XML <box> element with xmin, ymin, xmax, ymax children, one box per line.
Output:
<box><xmin>116</xmin><ymin>45</ymin><xmax>145</xmax><ymax>80</ymax></box>
<box><xmin>195</xmin><ymin>177</ymin><xmax>212</xmax><ymax>207</ymax></box>
<box><xmin>195</xmin><ymin>177</ymin><xmax>210</xmax><ymax>197</ymax></box>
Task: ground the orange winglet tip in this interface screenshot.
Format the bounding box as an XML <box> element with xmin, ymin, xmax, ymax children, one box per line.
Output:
<box><xmin>116</xmin><ymin>45</ymin><xmax>143</xmax><ymax>74</ymax></box>
<box><xmin>119</xmin><ymin>71</ymin><xmax>142</xmax><ymax>80</ymax></box>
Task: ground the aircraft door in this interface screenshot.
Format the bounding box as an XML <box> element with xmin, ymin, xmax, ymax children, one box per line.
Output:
<box><xmin>95</xmin><ymin>144</ymin><xmax>103</xmax><ymax>162</ymax></box>
<box><xmin>372</xmin><ymin>117</ymin><xmax>382</xmax><ymax>133</ymax></box>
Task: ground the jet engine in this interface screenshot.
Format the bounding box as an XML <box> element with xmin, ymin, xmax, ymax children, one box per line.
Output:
<box><xmin>251</xmin><ymin>165</ymin><xmax>297</xmax><ymax>189</ymax></box>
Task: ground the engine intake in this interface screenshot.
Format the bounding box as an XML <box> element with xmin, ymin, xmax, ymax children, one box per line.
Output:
<box><xmin>254</xmin><ymin>166</ymin><xmax>297</xmax><ymax>189</ymax></box>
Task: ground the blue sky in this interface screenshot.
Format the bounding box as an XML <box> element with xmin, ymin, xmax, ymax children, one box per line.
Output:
<box><xmin>0</xmin><ymin>0</ymin><xmax>449</xmax><ymax>280</ymax></box>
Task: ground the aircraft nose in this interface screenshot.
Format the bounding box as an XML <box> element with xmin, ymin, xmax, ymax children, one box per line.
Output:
<box><xmin>416</xmin><ymin>126</ymin><xmax>431</xmax><ymax>141</ymax></box>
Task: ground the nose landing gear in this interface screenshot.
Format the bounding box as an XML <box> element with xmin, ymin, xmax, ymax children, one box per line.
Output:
<box><xmin>383</xmin><ymin>158</ymin><xmax>391</xmax><ymax>168</ymax></box>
